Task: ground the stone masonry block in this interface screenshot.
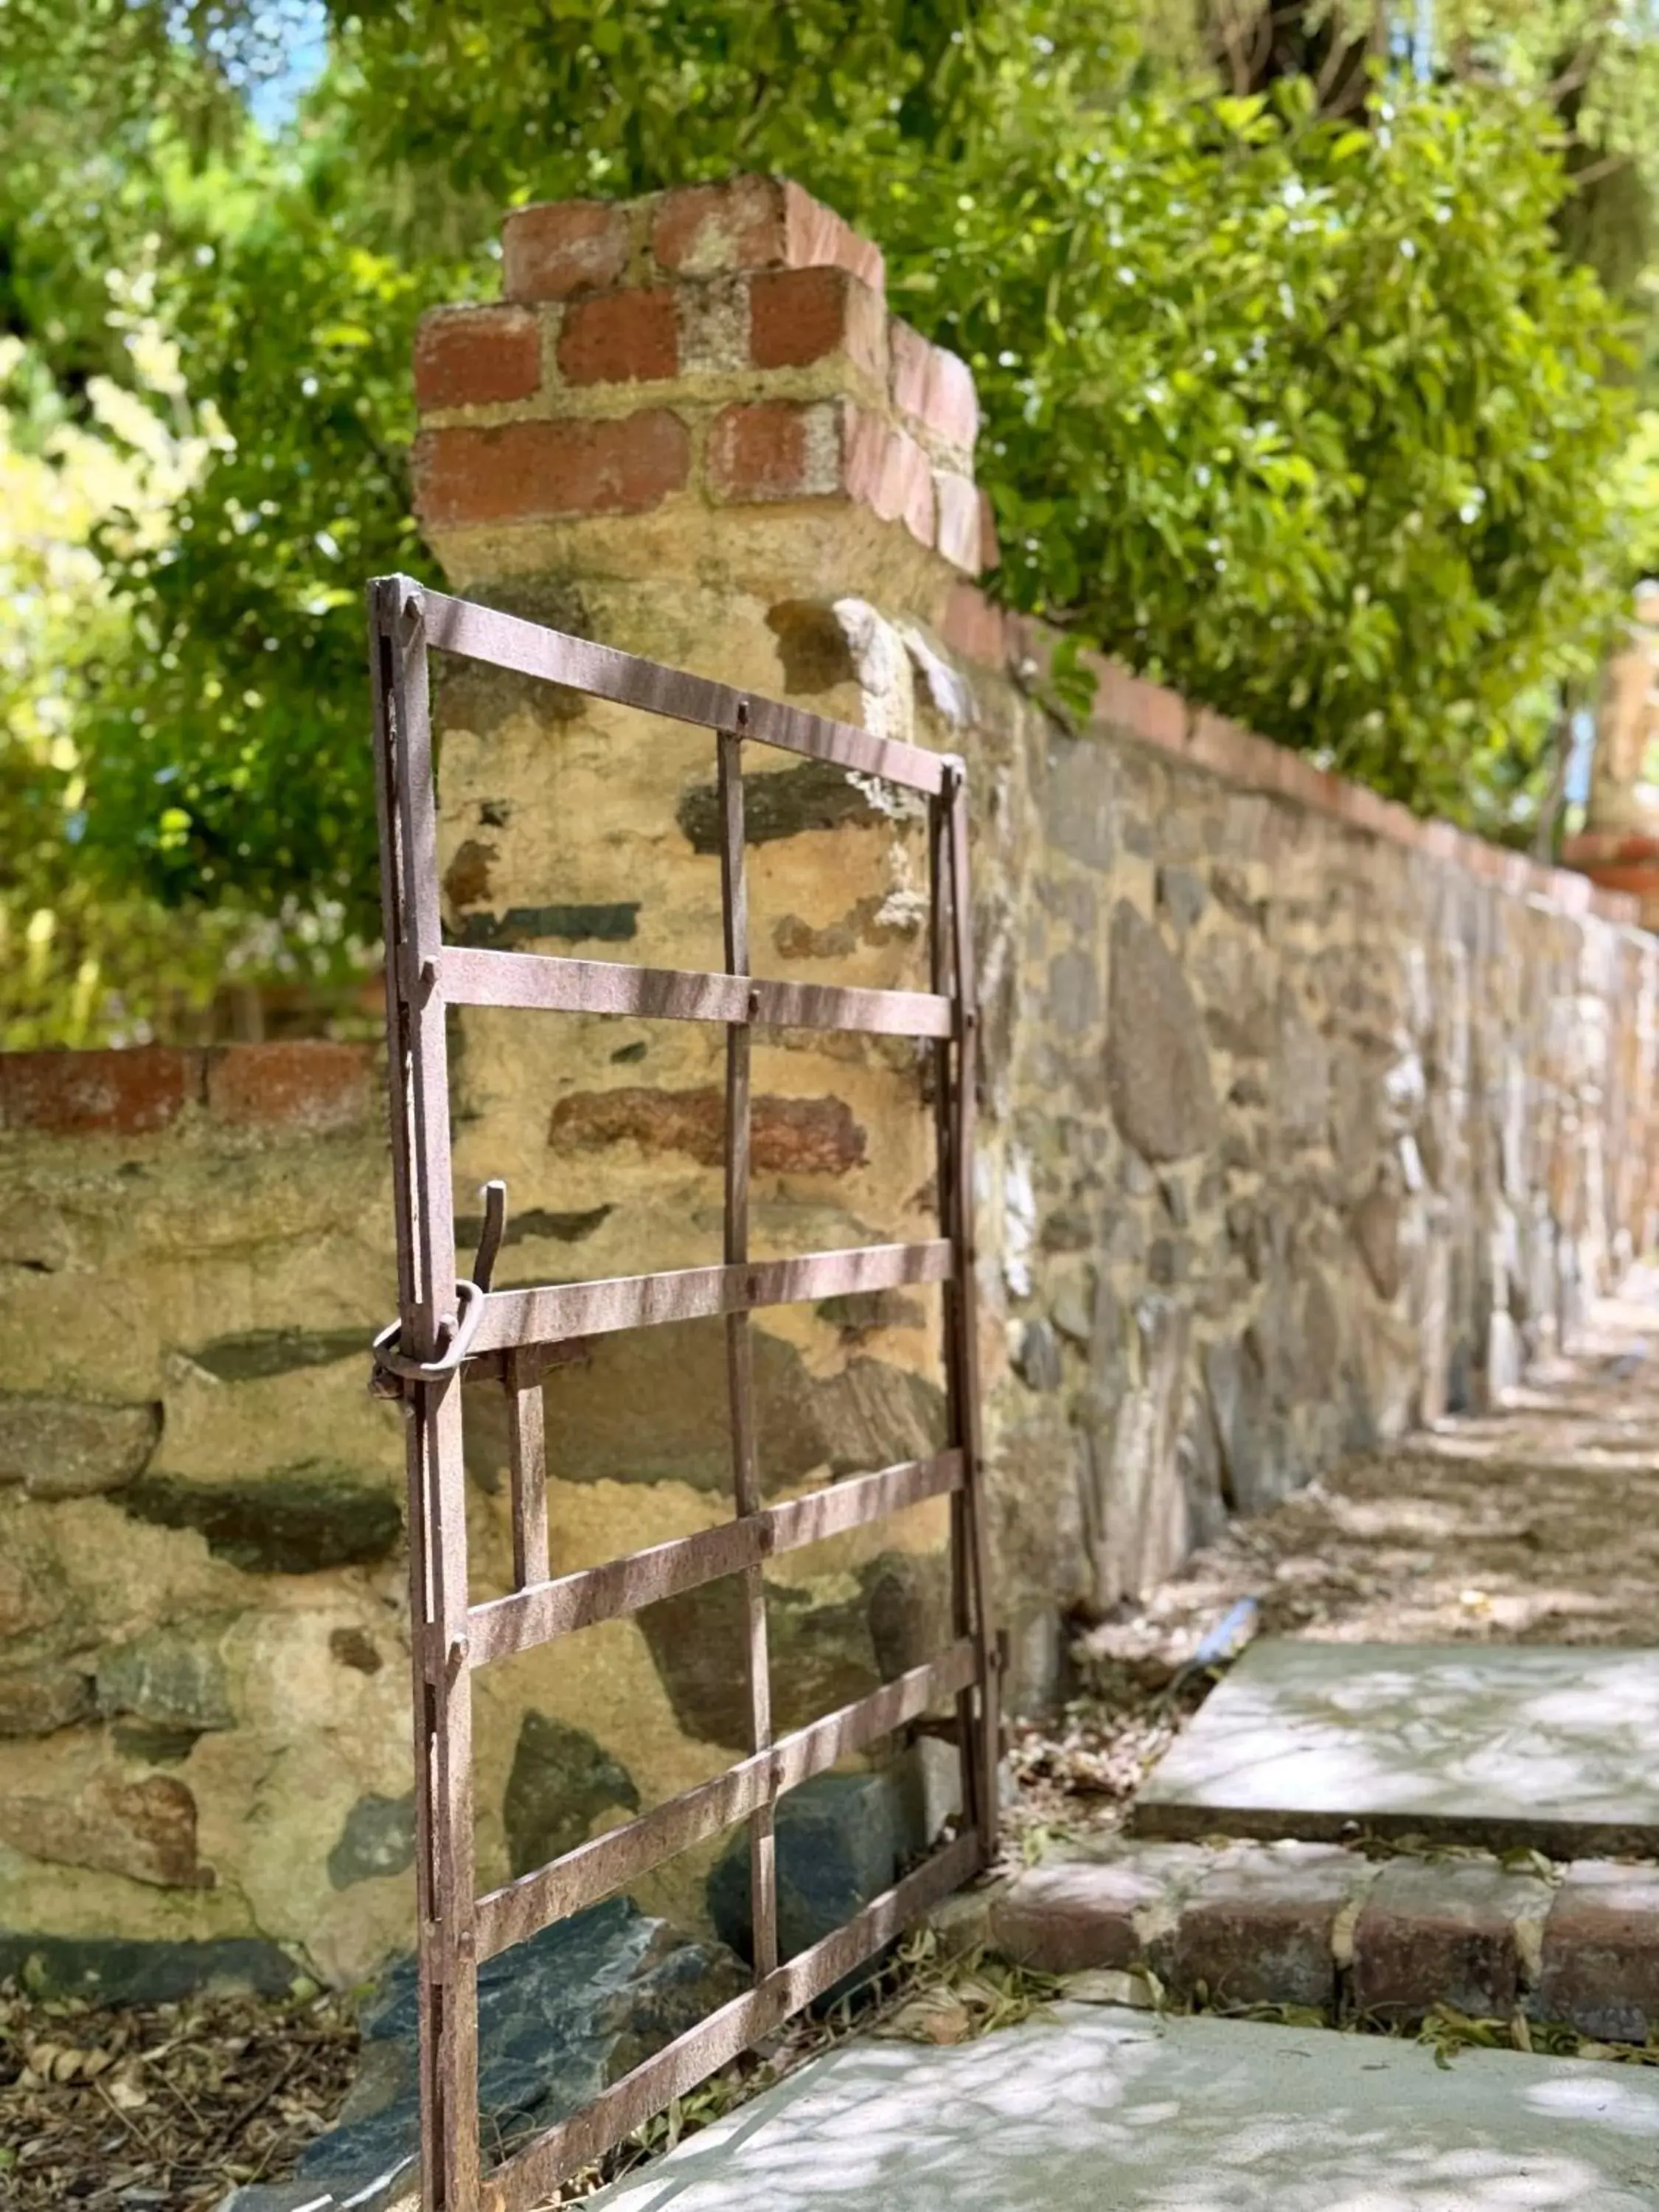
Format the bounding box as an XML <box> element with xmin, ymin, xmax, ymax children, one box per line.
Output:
<box><xmin>502</xmin><ymin>198</ymin><xmax>630</xmax><ymax>302</ymax></box>
<box><xmin>1352</xmin><ymin>1855</ymin><xmax>1551</xmax><ymax>2025</ymax></box>
<box><xmin>557</xmin><ymin>286</ymin><xmax>679</xmax><ymax>386</ymax></box>
<box><xmin>1537</xmin><ymin>1861</ymin><xmax>1659</xmax><ymax>2042</ymax></box>
<box><xmin>748</xmin><ymin>265</ymin><xmax>885</xmax><ymax>378</ymax></box>
<box><xmin>414</xmin><ymin>411</ymin><xmax>692</xmax><ymax>530</ymax></box>
<box><xmin>650</xmin><ymin>175</ymin><xmax>885</xmax><ymax>294</ymax></box>
<box><xmin>1152</xmin><ymin>1843</ymin><xmax>1368</xmax><ymax>2014</ymax></box>
<box><xmin>413</xmin><ymin>305</ymin><xmax>542</xmax><ymax>410</ymax></box>
<box><xmin>889</xmin><ymin>319</ymin><xmax>978</xmax><ymax>456</ymax></box>
<box><xmin>205</xmin><ymin>1043</ymin><xmax>376</xmax><ymax>1135</ymax></box>
<box><xmin>0</xmin><ymin>1392</ymin><xmax>160</xmax><ymax>1498</ymax></box>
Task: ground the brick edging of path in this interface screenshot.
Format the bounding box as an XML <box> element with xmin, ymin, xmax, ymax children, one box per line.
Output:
<box><xmin>979</xmin><ymin>1839</ymin><xmax>1659</xmax><ymax>2045</ymax></box>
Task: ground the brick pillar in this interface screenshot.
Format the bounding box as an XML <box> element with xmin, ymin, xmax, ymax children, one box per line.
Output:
<box><xmin>412</xmin><ymin>173</ymin><xmax>990</xmax><ymax>617</ymax></box>
<box><xmin>408</xmin><ymin>178</ymin><xmax>991</xmax><ymax>1927</ymax></box>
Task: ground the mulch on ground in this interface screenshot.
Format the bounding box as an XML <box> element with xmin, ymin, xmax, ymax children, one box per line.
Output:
<box><xmin>0</xmin><ymin>1980</ymin><xmax>360</xmax><ymax>2209</ymax></box>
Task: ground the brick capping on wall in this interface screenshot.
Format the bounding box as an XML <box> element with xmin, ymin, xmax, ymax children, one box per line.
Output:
<box><xmin>411</xmin><ymin>174</ymin><xmax>990</xmax><ymax>576</ymax></box>
<box><xmin>0</xmin><ymin>1040</ymin><xmax>377</xmax><ymax>1138</ymax></box>
<box><xmin>939</xmin><ymin>585</ymin><xmax>1642</xmax><ymax>932</ymax></box>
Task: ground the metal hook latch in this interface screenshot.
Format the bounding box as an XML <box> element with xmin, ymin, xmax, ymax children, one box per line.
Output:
<box><xmin>369</xmin><ymin>1180</ymin><xmax>507</xmax><ymax>1398</ymax></box>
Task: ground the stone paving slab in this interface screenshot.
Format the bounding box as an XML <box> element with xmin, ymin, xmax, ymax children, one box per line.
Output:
<box><xmin>588</xmin><ymin>2004</ymin><xmax>1659</xmax><ymax>2211</ymax></box>
<box><xmin>1130</xmin><ymin>1640</ymin><xmax>1659</xmax><ymax>1854</ymax></box>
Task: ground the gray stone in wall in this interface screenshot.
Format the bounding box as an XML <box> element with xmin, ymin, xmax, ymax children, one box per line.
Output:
<box><xmin>0</xmin><ymin>1661</ymin><xmax>93</xmax><ymax>1737</ymax></box>
<box><xmin>1105</xmin><ymin>901</ymin><xmax>1219</xmax><ymax>1163</ymax></box>
<box><xmin>1275</xmin><ymin>988</ymin><xmax>1330</xmax><ymax>1148</ymax></box>
<box><xmin>678</xmin><ymin>758</ymin><xmax>879</xmax><ymax>853</ymax></box>
<box><xmin>97</xmin><ymin>1621</ymin><xmax>235</xmax><ymax>1733</ymax></box>
<box><xmin>236</xmin><ymin>1899</ymin><xmax>745</xmax><ymax>2212</ymax></box>
<box><xmin>1204</xmin><ymin>1335</ymin><xmax>1270</xmax><ymax>1517</ymax></box>
<box><xmin>706</xmin><ymin>1764</ymin><xmax>929</xmax><ymax>1973</ymax></box>
<box><xmin>327</xmin><ymin>1792</ymin><xmax>417</xmax><ymax>1890</ymax></box>
<box><xmin>503</xmin><ymin>1713</ymin><xmax>640</xmax><ymax>1879</ymax></box>
<box><xmin>1045</xmin><ymin>737</ymin><xmax>1116</xmax><ymax>872</ymax></box>
<box><xmin>454</xmin><ymin>1200</ymin><xmax>613</xmax><ymax>1249</ymax></box>
<box><xmin>1156</xmin><ymin>866</ymin><xmax>1208</xmax><ymax>936</ymax></box>
<box><xmin>465</xmin><ymin>1324</ymin><xmax>945</xmax><ymax>1495</ymax></box>
<box><xmin>456</xmin><ymin>901</ymin><xmax>641</xmax><ymax>949</ymax></box>
<box><xmin>638</xmin><ymin>1549</ymin><xmax>948</xmax><ymax>1752</ymax></box>
<box><xmin>1013</xmin><ymin>1318</ymin><xmax>1063</xmax><ymax>1392</ymax></box>
<box><xmin>120</xmin><ymin>1465</ymin><xmax>402</xmax><ymax>1575</ymax></box>
<box><xmin>1048</xmin><ymin>948</ymin><xmax>1101</xmax><ymax>1036</ymax></box>
<box><xmin>187</xmin><ymin>1328</ymin><xmax>370</xmax><ymax>1383</ymax></box>
<box><xmin>0</xmin><ymin>1392</ymin><xmax>161</xmax><ymax>1498</ymax></box>
<box><xmin>1351</xmin><ymin>1181</ymin><xmax>1405</xmax><ymax>1301</ymax></box>
<box><xmin>1177</xmin><ymin>1391</ymin><xmax>1230</xmax><ymax>1550</ymax></box>
<box><xmin>0</xmin><ymin>1933</ymin><xmax>302</xmax><ymax>2003</ymax></box>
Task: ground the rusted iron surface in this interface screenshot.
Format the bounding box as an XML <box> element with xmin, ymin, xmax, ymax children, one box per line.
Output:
<box><xmin>477</xmin><ymin>1834</ymin><xmax>980</xmax><ymax>2212</ymax></box>
<box><xmin>465</xmin><ymin>1450</ymin><xmax>965</xmax><ymax>1663</ymax></box>
<box><xmin>467</xmin><ymin>1239</ymin><xmax>954</xmax><ymax>1355</ymax></box>
<box><xmin>421</xmin><ymin>586</ymin><xmax>949</xmax><ymax>795</ymax></box>
<box><xmin>437</xmin><ymin>944</ymin><xmax>954</xmax><ymax>1037</ymax></box>
<box><xmin>367</xmin><ymin>574</ymin><xmax>996</xmax><ymax>2209</ymax></box>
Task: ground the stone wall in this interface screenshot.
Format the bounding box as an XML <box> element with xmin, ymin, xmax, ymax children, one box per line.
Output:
<box><xmin>3</xmin><ymin>175</ymin><xmax>1657</xmax><ymax>1994</ymax></box>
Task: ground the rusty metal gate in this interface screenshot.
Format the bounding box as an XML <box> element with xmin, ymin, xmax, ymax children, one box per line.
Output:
<box><xmin>366</xmin><ymin>574</ymin><xmax>998</xmax><ymax>2211</ymax></box>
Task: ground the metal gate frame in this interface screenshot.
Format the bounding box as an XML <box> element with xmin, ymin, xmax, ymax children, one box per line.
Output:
<box><xmin>366</xmin><ymin>574</ymin><xmax>998</xmax><ymax>2212</ymax></box>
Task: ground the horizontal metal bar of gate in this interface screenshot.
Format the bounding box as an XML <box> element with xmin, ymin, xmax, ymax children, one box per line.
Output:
<box><xmin>478</xmin><ymin>1829</ymin><xmax>981</xmax><ymax>2212</ymax></box>
<box><xmin>467</xmin><ymin>1450</ymin><xmax>964</xmax><ymax>1666</ymax></box>
<box><xmin>423</xmin><ymin>586</ymin><xmax>950</xmax><ymax>797</ymax></box>
<box><xmin>473</xmin><ymin>1641</ymin><xmax>976</xmax><ymax>1962</ymax></box>
<box><xmin>436</xmin><ymin>944</ymin><xmax>953</xmax><ymax>1039</ymax></box>
<box><xmin>469</xmin><ymin>1239</ymin><xmax>953</xmax><ymax>1355</ymax></box>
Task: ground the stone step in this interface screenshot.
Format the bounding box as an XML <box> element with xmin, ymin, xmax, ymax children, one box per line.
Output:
<box><xmin>1129</xmin><ymin>1641</ymin><xmax>1659</xmax><ymax>1857</ymax></box>
<box><xmin>990</xmin><ymin>1838</ymin><xmax>1659</xmax><ymax>2041</ymax></box>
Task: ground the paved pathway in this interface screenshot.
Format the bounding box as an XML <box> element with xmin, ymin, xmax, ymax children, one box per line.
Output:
<box><xmin>590</xmin><ymin>2004</ymin><xmax>1659</xmax><ymax>2211</ymax></box>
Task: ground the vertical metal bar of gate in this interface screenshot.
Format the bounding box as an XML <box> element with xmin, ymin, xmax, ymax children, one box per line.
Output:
<box><xmin>716</xmin><ymin>709</ymin><xmax>782</xmax><ymax>1983</ymax></box>
<box><xmin>368</xmin><ymin>577</ymin><xmax>998</xmax><ymax>2212</ymax></box>
<box><xmin>370</xmin><ymin>578</ymin><xmax>480</xmax><ymax>2212</ymax></box>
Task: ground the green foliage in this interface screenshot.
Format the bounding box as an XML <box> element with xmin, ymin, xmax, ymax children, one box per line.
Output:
<box><xmin>0</xmin><ymin>0</ymin><xmax>1649</xmax><ymax>1046</ymax></box>
<box><xmin>917</xmin><ymin>74</ymin><xmax>1633</xmax><ymax>816</ymax></box>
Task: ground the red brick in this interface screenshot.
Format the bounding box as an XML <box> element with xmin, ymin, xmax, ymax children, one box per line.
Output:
<box><xmin>0</xmin><ymin>1048</ymin><xmax>204</xmax><ymax>1135</ymax></box>
<box><xmin>502</xmin><ymin>199</ymin><xmax>630</xmax><ymax>302</ymax></box>
<box><xmin>205</xmin><ymin>1042</ymin><xmax>376</xmax><ymax>1135</ymax></box>
<box><xmin>1538</xmin><ymin>1861</ymin><xmax>1659</xmax><ymax>2042</ymax></box>
<box><xmin>939</xmin><ymin>582</ymin><xmax>1009</xmax><ymax>669</ymax></box>
<box><xmin>414</xmin><ymin>411</ymin><xmax>691</xmax><ymax>530</ymax></box>
<box><xmin>413</xmin><ymin>305</ymin><xmax>542</xmax><ymax>411</ymax></box>
<box><xmin>707</xmin><ymin>400</ymin><xmax>837</xmax><ymax>503</ymax></box>
<box><xmin>651</xmin><ymin>176</ymin><xmax>883</xmax><ymax>293</ymax></box>
<box><xmin>748</xmin><ymin>266</ymin><xmax>883</xmax><ymax>375</ymax></box>
<box><xmin>844</xmin><ymin>411</ymin><xmax>933</xmax><ymax>546</ymax></box>
<box><xmin>1099</xmin><ymin>666</ymin><xmax>1187</xmax><ymax>751</ymax></box>
<box><xmin>1152</xmin><ymin>1843</ymin><xmax>1366</xmax><ymax>2014</ymax></box>
<box><xmin>933</xmin><ymin>470</ymin><xmax>982</xmax><ymax>574</ymax></box>
<box><xmin>992</xmin><ymin>1851</ymin><xmax>1198</xmax><ymax>1973</ymax></box>
<box><xmin>1351</xmin><ymin>1857</ymin><xmax>1548</xmax><ymax>2027</ymax></box>
<box><xmin>547</xmin><ymin>1085</ymin><xmax>866</xmax><ymax>1175</ymax></box>
<box><xmin>889</xmin><ymin>321</ymin><xmax>978</xmax><ymax>454</ymax></box>
<box><xmin>557</xmin><ymin>287</ymin><xmax>678</xmax><ymax>386</ymax></box>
